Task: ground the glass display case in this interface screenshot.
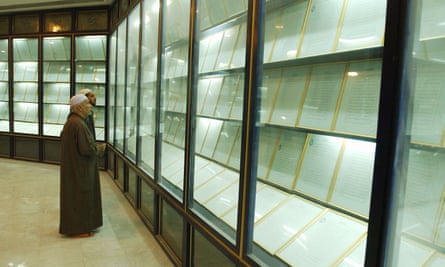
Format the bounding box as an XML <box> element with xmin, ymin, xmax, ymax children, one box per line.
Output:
<box><xmin>138</xmin><ymin>0</ymin><xmax>159</xmax><ymax>176</ymax></box>
<box><xmin>13</xmin><ymin>38</ymin><xmax>39</xmax><ymax>135</ymax></box>
<box><xmin>105</xmin><ymin>0</ymin><xmax>445</xmax><ymax>266</ymax></box>
<box><xmin>115</xmin><ymin>19</ymin><xmax>127</xmax><ymax>151</ymax></box>
<box><xmin>124</xmin><ymin>4</ymin><xmax>140</xmax><ymax>161</ymax></box>
<box><xmin>386</xmin><ymin>1</ymin><xmax>445</xmax><ymax>266</ymax></box>
<box><xmin>108</xmin><ymin>31</ymin><xmax>117</xmax><ymax>147</ymax></box>
<box><xmin>42</xmin><ymin>36</ymin><xmax>71</xmax><ymax>137</ymax></box>
<box><xmin>0</xmin><ymin>39</ymin><xmax>8</xmax><ymax>132</ymax></box>
<box><xmin>159</xmin><ymin>0</ymin><xmax>191</xmax><ymax>199</ymax></box>
<box><xmin>250</xmin><ymin>0</ymin><xmax>386</xmax><ymax>265</ymax></box>
<box><xmin>75</xmin><ymin>35</ymin><xmax>107</xmax><ymax>141</ymax></box>
<box><xmin>1</xmin><ymin>9</ymin><xmax>108</xmax><ymax>162</ymax></box>
<box><xmin>188</xmin><ymin>0</ymin><xmax>248</xmax><ymax>242</ymax></box>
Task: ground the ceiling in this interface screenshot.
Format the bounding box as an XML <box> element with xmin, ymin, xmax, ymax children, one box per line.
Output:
<box><xmin>0</xmin><ymin>0</ymin><xmax>114</xmax><ymax>14</ymax></box>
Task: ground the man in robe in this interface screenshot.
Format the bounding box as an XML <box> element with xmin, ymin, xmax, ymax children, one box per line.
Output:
<box><xmin>78</xmin><ymin>88</ymin><xmax>97</xmax><ymax>141</ymax></box>
<box><xmin>59</xmin><ymin>94</ymin><xmax>104</xmax><ymax>237</ymax></box>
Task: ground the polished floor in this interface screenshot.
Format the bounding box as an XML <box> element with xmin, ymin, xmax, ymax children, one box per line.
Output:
<box><xmin>0</xmin><ymin>158</ymin><xmax>173</xmax><ymax>267</ymax></box>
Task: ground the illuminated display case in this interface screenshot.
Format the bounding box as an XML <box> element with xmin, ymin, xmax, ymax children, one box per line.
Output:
<box><xmin>250</xmin><ymin>1</ymin><xmax>385</xmax><ymax>265</ymax></box>
<box><xmin>114</xmin><ymin>19</ymin><xmax>127</xmax><ymax>151</ymax></box>
<box><xmin>13</xmin><ymin>38</ymin><xmax>39</xmax><ymax>135</ymax></box>
<box><xmin>158</xmin><ymin>0</ymin><xmax>191</xmax><ymax>201</ymax></box>
<box><xmin>124</xmin><ymin>4</ymin><xmax>140</xmax><ymax>161</ymax></box>
<box><xmin>108</xmin><ymin>31</ymin><xmax>117</xmax><ymax>150</ymax></box>
<box><xmin>0</xmin><ymin>8</ymin><xmax>109</xmax><ymax>163</ymax></box>
<box><xmin>388</xmin><ymin>1</ymin><xmax>445</xmax><ymax>266</ymax></box>
<box><xmin>75</xmin><ymin>35</ymin><xmax>107</xmax><ymax>141</ymax></box>
<box><xmin>0</xmin><ymin>39</ymin><xmax>8</xmax><ymax>132</ymax></box>
<box><xmin>137</xmin><ymin>0</ymin><xmax>159</xmax><ymax>177</ymax></box>
<box><xmin>42</xmin><ymin>36</ymin><xmax>71</xmax><ymax>137</ymax></box>
<box><xmin>186</xmin><ymin>0</ymin><xmax>248</xmax><ymax>241</ymax></box>
<box><xmin>104</xmin><ymin>0</ymin><xmax>445</xmax><ymax>266</ymax></box>
<box><xmin>10</xmin><ymin>35</ymin><xmax>107</xmax><ymax>139</ymax></box>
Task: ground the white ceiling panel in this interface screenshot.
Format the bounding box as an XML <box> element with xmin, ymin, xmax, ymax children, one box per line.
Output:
<box><xmin>0</xmin><ymin>0</ymin><xmax>114</xmax><ymax>14</ymax></box>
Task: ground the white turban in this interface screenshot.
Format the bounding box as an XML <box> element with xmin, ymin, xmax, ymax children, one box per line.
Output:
<box><xmin>78</xmin><ymin>88</ymin><xmax>92</xmax><ymax>95</ymax></box>
<box><xmin>70</xmin><ymin>94</ymin><xmax>88</xmax><ymax>107</ymax></box>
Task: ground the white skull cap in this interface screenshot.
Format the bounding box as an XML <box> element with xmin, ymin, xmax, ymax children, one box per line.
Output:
<box><xmin>78</xmin><ymin>88</ymin><xmax>92</xmax><ymax>95</ymax></box>
<box><xmin>70</xmin><ymin>94</ymin><xmax>88</xmax><ymax>107</ymax></box>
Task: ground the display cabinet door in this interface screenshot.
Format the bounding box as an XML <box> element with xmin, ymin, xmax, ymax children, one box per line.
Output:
<box><xmin>158</xmin><ymin>0</ymin><xmax>191</xmax><ymax>200</ymax></box>
<box><xmin>0</xmin><ymin>39</ymin><xmax>9</xmax><ymax>132</ymax></box>
<box><xmin>115</xmin><ymin>20</ymin><xmax>127</xmax><ymax>151</ymax></box>
<box><xmin>188</xmin><ymin>0</ymin><xmax>248</xmax><ymax>245</ymax></box>
<box><xmin>75</xmin><ymin>35</ymin><xmax>107</xmax><ymax>141</ymax></box>
<box><xmin>251</xmin><ymin>1</ymin><xmax>386</xmax><ymax>266</ymax></box>
<box><xmin>124</xmin><ymin>4</ymin><xmax>141</xmax><ymax>161</ymax></box>
<box><xmin>138</xmin><ymin>0</ymin><xmax>160</xmax><ymax>177</ymax></box>
<box><xmin>385</xmin><ymin>1</ymin><xmax>445</xmax><ymax>266</ymax></box>
<box><xmin>108</xmin><ymin>31</ymin><xmax>117</xmax><ymax>146</ymax></box>
<box><xmin>13</xmin><ymin>38</ymin><xmax>39</xmax><ymax>135</ymax></box>
<box><xmin>42</xmin><ymin>36</ymin><xmax>71</xmax><ymax>137</ymax></box>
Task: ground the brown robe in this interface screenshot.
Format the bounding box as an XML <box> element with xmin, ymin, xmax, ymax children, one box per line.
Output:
<box><xmin>59</xmin><ymin>112</ymin><xmax>103</xmax><ymax>235</ymax></box>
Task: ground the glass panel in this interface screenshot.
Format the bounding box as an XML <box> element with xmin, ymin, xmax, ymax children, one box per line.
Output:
<box><xmin>190</xmin><ymin>0</ymin><xmax>247</xmax><ymax>244</ymax></box>
<box><xmin>161</xmin><ymin>199</ymin><xmax>183</xmax><ymax>260</ymax></box>
<box><xmin>251</xmin><ymin>1</ymin><xmax>386</xmax><ymax>265</ymax></box>
<box><xmin>116</xmin><ymin>157</ymin><xmax>125</xmax><ymax>189</ymax></box>
<box><xmin>139</xmin><ymin>0</ymin><xmax>159</xmax><ymax>177</ymax></box>
<box><xmin>193</xmin><ymin>228</ymin><xmax>236</xmax><ymax>267</ymax></box>
<box><xmin>388</xmin><ymin>1</ymin><xmax>445</xmax><ymax>266</ymax></box>
<box><xmin>42</xmin><ymin>36</ymin><xmax>71</xmax><ymax>137</ymax></box>
<box><xmin>13</xmin><ymin>38</ymin><xmax>39</xmax><ymax>134</ymax></box>
<box><xmin>15</xmin><ymin>137</ymin><xmax>39</xmax><ymax>159</ymax></box>
<box><xmin>75</xmin><ymin>35</ymin><xmax>107</xmax><ymax>141</ymax></box>
<box><xmin>108</xmin><ymin>31</ymin><xmax>117</xmax><ymax>145</ymax></box>
<box><xmin>44</xmin><ymin>12</ymin><xmax>72</xmax><ymax>33</ymax></box>
<box><xmin>263</xmin><ymin>1</ymin><xmax>307</xmax><ymax>63</ymax></box>
<box><xmin>0</xmin><ymin>135</ymin><xmax>10</xmax><ymax>156</ymax></box>
<box><xmin>76</xmin><ymin>10</ymin><xmax>108</xmax><ymax>32</ymax></box>
<box><xmin>159</xmin><ymin>0</ymin><xmax>190</xmax><ymax>199</ymax></box>
<box><xmin>141</xmin><ymin>178</ymin><xmax>155</xmax><ymax>225</ymax></box>
<box><xmin>125</xmin><ymin>4</ymin><xmax>141</xmax><ymax>161</ymax></box>
<box><xmin>0</xmin><ymin>39</ymin><xmax>9</xmax><ymax>132</ymax></box>
<box><xmin>115</xmin><ymin>20</ymin><xmax>127</xmax><ymax>151</ymax></box>
<box><xmin>128</xmin><ymin>168</ymin><xmax>137</xmax><ymax>205</ymax></box>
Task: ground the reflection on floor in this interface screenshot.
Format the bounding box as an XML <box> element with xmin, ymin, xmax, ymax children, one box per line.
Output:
<box><xmin>0</xmin><ymin>158</ymin><xmax>173</xmax><ymax>267</ymax></box>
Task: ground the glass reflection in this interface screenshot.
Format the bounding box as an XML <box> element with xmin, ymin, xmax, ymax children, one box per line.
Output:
<box><xmin>190</xmin><ymin>0</ymin><xmax>247</xmax><ymax>244</ymax></box>
<box><xmin>115</xmin><ymin>20</ymin><xmax>127</xmax><ymax>151</ymax></box>
<box><xmin>388</xmin><ymin>1</ymin><xmax>445</xmax><ymax>266</ymax></box>
<box><xmin>139</xmin><ymin>0</ymin><xmax>160</xmax><ymax>176</ymax></box>
<box><xmin>159</xmin><ymin>0</ymin><xmax>190</xmax><ymax>199</ymax></box>
<box><xmin>0</xmin><ymin>39</ymin><xmax>9</xmax><ymax>132</ymax></box>
<box><xmin>13</xmin><ymin>38</ymin><xmax>39</xmax><ymax>135</ymax></box>
<box><xmin>43</xmin><ymin>36</ymin><xmax>71</xmax><ymax>137</ymax></box>
<box><xmin>108</xmin><ymin>31</ymin><xmax>117</xmax><ymax>145</ymax></box>
<box><xmin>125</xmin><ymin>5</ymin><xmax>141</xmax><ymax>161</ymax></box>
<box><xmin>75</xmin><ymin>35</ymin><xmax>107</xmax><ymax>141</ymax></box>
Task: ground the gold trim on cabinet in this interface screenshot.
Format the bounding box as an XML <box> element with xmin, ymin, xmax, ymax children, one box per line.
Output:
<box><xmin>227</xmin><ymin>74</ymin><xmax>242</xmax><ymax>119</ymax></box>
<box><xmin>332</xmin><ymin>0</ymin><xmax>349</xmax><ymax>52</ymax></box>
<box><xmin>332</xmin><ymin>233</ymin><xmax>366</xmax><ymax>266</ymax></box>
<box><xmin>291</xmin><ymin>132</ymin><xmax>311</xmax><ymax>190</ymax></box>
<box><xmin>294</xmin><ymin>66</ymin><xmax>312</xmax><ymax>126</ymax></box>
<box><xmin>226</xmin><ymin>124</ymin><xmax>240</xmax><ymax>165</ymax></box>
<box><xmin>274</xmin><ymin>208</ymin><xmax>328</xmax><ymax>255</ymax></box>
<box><xmin>326</xmin><ymin>140</ymin><xmax>346</xmax><ymax>202</ymax></box>
<box><xmin>265</xmin><ymin>129</ymin><xmax>282</xmax><ymax>181</ymax></box>
<box><xmin>267</xmin><ymin>69</ymin><xmax>282</xmax><ymax>123</ymax></box>
<box><xmin>432</xmin><ymin>186</ymin><xmax>445</xmax><ymax>246</ymax></box>
<box><xmin>227</xmin><ymin>24</ymin><xmax>242</xmax><ymax>69</ymax></box>
<box><xmin>330</xmin><ymin>63</ymin><xmax>349</xmax><ymax>130</ymax></box>
<box><xmin>295</xmin><ymin>0</ymin><xmax>312</xmax><ymax>58</ymax></box>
